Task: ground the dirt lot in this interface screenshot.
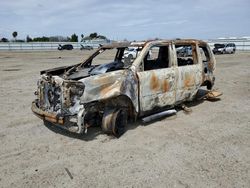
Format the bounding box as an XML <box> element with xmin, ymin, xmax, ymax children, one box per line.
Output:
<box><xmin>0</xmin><ymin>50</ymin><xmax>249</xmax><ymax>188</ymax></box>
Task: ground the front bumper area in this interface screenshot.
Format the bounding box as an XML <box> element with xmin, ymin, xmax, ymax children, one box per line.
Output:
<box><xmin>31</xmin><ymin>100</ymin><xmax>64</xmax><ymax>125</ymax></box>
<box><xmin>32</xmin><ymin>100</ymin><xmax>86</xmax><ymax>134</ymax></box>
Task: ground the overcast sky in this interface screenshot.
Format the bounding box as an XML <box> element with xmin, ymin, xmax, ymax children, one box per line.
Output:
<box><xmin>0</xmin><ymin>0</ymin><xmax>249</xmax><ymax>40</ymax></box>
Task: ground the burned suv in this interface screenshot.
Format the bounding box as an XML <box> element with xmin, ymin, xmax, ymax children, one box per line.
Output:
<box><xmin>32</xmin><ymin>39</ymin><xmax>216</xmax><ymax>137</ymax></box>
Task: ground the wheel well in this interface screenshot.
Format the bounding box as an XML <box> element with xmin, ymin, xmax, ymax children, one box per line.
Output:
<box><xmin>83</xmin><ymin>95</ymin><xmax>137</xmax><ymax>127</ymax></box>
<box><xmin>103</xmin><ymin>95</ymin><xmax>136</xmax><ymax>120</ymax></box>
<box><xmin>203</xmin><ymin>80</ymin><xmax>212</xmax><ymax>90</ymax></box>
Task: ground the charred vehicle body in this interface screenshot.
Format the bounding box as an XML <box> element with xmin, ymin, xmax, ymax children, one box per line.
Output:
<box><xmin>32</xmin><ymin>39</ymin><xmax>216</xmax><ymax>137</ymax></box>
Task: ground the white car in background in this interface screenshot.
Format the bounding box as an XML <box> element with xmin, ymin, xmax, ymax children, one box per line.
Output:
<box><xmin>123</xmin><ymin>47</ymin><xmax>138</xmax><ymax>59</ymax></box>
<box><xmin>213</xmin><ymin>43</ymin><xmax>236</xmax><ymax>54</ymax></box>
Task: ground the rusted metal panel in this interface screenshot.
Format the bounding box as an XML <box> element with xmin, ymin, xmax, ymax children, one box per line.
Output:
<box><xmin>137</xmin><ymin>68</ymin><xmax>176</xmax><ymax>112</ymax></box>
<box><xmin>175</xmin><ymin>64</ymin><xmax>203</xmax><ymax>103</ymax></box>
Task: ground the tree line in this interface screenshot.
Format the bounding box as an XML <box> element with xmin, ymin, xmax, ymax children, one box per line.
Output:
<box><xmin>0</xmin><ymin>32</ymin><xmax>107</xmax><ymax>42</ymax></box>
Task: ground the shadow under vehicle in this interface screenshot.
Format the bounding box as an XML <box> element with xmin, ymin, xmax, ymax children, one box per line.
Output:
<box><xmin>32</xmin><ymin>39</ymin><xmax>216</xmax><ymax>137</ymax></box>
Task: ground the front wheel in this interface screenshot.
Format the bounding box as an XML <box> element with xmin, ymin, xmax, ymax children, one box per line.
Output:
<box><xmin>112</xmin><ymin>109</ymin><xmax>127</xmax><ymax>137</ymax></box>
<box><xmin>102</xmin><ymin>108</ymin><xmax>127</xmax><ymax>137</ymax></box>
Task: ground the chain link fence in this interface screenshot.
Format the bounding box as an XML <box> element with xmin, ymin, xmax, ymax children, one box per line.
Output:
<box><xmin>0</xmin><ymin>40</ymin><xmax>111</xmax><ymax>51</ymax></box>
<box><xmin>0</xmin><ymin>39</ymin><xmax>250</xmax><ymax>51</ymax></box>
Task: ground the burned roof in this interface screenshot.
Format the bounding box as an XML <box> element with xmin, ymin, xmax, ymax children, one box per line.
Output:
<box><xmin>101</xmin><ymin>39</ymin><xmax>208</xmax><ymax>49</ymax></box>
<box><xmin>101</xmin><ymin>41</ymin><xmax>145</xmax><ymax>49</ymax></box>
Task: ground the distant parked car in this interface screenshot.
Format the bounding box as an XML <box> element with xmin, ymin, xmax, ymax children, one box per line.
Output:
<box><xmin>213</xmin><ymin>43</ymin><xmax>236</xmax><ymax>54</ymax></box>
<box><xmin>80</xmin><ymin>45</ymin><xmax>93</xmax><ymax>50</ymax></box>
<box><xmin>58</xmin><ymin>44</ymin><xmax>73</xmax><ymax>50</ymax></box>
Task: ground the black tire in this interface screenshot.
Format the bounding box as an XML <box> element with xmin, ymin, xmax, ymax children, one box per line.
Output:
<box><xmin>102</xmin><ymin>108</ymin><xmax>127</xmax><ymax>137</ymax></box>
<box><xmin>112</xmin><ymin>109</ymin><xmax>127</xmax><ymax>137</ymax></box>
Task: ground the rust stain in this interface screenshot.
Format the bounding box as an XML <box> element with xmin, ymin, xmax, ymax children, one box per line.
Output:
<box><xmin>100</xmin><ymin>85</ymin><xmax>113</xmax><ymax>96</ymax></box>
<box><xmin>207</xmin><ymin>61</ymin><xmax>214</xmax><ymax>70</ymax></box>
<box><xmin>150</xmin><ymin>72</ymin><xmax>160</xmax><ymax>91</ymax></box>
<box><xmin>93</xmin><ymin>75</ymin><xmax>110</xmax><ymax>85</ymax></box>
<box><xmin>100</xmin><ymin>82</ymin><xmax>120</xmax><ymax>97</ymax></box>
<box><xmin>184</xmin><ymin>74</ymin><xmax>195</xmax><ymax>88</ymax></box>
<box><xmin>162</xmin><ymin>79</ymin><xmax>169</xmax><ymax>92</ymax></box>
<box><xmin>45</xmin><ymin>116</ymin><xmax>64</xmax><ymax>124</ymax></box>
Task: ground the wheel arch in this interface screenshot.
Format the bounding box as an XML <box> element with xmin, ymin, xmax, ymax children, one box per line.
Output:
<box><xmin>101</xmin><ymin>95</ymin><xmax>138</xmax><ymax>120</ymax></box>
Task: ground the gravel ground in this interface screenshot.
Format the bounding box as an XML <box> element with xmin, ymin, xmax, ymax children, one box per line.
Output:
<box><xmin>0</xmin><ymin>50</ymin><xmax>249</xmax><ymax>188</ymax></box>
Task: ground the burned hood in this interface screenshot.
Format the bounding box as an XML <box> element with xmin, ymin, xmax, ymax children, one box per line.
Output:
<box><xmin>90</xmin><ymin>61</ymin><xmax>124</xmax><ymax>75</ymax></box>
<box><xmin>79</xmin><ymin>69</ymin><xmax>139</xmax><ymax>112</ymax></box>
<box><xmin>79</xmin><ymin>70</ymin><xmax>126</xmax><ymax>102</ymax></box>
<box><xmin>67</xmin><ymin>61</ymin><xmax>125</xmax><ymax>80</ymax></box>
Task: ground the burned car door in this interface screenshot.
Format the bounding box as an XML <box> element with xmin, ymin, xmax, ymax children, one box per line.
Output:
<box><xmin>174</xmin><ymin>43</ymin><xmax>203</xmax><ymax>102</ymax></box>
<box><xmin>137</xmin><ymin>45</ymin><xmax>176</xmax><ymax>113</ymax></box>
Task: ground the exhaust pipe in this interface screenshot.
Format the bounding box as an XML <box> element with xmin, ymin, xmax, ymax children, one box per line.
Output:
<box><xmin>142</xmin><ymin>109</ymin><xmax>177</xmax><ymax>123</ymax></box>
